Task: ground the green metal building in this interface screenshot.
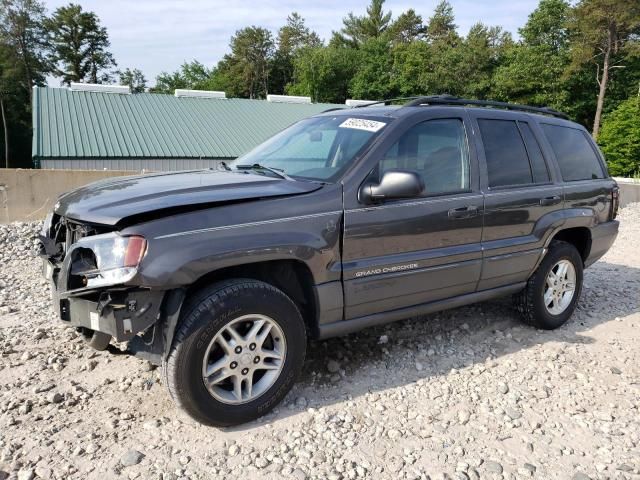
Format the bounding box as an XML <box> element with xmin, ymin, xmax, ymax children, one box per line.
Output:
<box><xmin>32</xmin><ymin>86</ymin><xmax>343</xmax><ymax>171</ymax></box>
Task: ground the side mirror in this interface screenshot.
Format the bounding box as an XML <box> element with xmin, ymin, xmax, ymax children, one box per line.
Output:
<box><xmin>359</xmin><ymin>170</ymin><xmax>424</xmax><ymax>204</ymax></box>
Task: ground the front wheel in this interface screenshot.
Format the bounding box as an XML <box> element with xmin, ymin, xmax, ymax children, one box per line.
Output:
<box><xmin>514</xmin><ymin>240</ymin><xmax>583</xmax><ymax>330</ymax></box>
<box><xmin>164</xmin><ymin>279</ymin><xmax>306</xmax><ymax>427</ymax></box>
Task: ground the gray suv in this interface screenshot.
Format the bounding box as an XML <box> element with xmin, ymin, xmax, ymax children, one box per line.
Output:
<box><xmin>39</xmin><ymin>96</ymin><xmax>620</xmax><ymax>426</ymax></box>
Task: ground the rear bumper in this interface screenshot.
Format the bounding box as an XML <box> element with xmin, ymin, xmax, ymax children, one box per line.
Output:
<box><xmin>43</xmin><ymin>258</ymin><xmax>164</xmax><ymax>342</ymax></box>
<box><xmin>585</xmin><ymin>220</ymin><xmax>619</xmax><ymax>267</ymax></box>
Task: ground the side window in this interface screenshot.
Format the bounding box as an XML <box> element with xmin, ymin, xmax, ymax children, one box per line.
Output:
<box><xmin>518</xmin><ymin>122</ymin><xmax>550</xmax><ymax>184</ymax></box>
<box><xmin>541</xmin><ymin>124</ymin><xmax>605</xmax><ymax>181</ymax></box>
<box><xmin>478</xmin><ymin>119</ymin><xmax>533</xmax><ymax>188</ymax></box>
<box><xmin>380</xmin><ymin>118</ymin><xmax>470</xmax><ymax>195</ymax></box>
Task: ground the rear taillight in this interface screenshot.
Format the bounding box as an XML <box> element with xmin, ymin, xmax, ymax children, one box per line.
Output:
<box><xmin>611</xmin><ymin>186</ymin><xmax>619</xmax><ymax>220</ymax></box>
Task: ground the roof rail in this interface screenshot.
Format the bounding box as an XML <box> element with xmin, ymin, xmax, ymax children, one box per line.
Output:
<box><xmin>403</xmin><ymin>95</ymin><xmax>569</xmax><ymax>119</ymax></box>
<box><xmin>352</xmin><ymin>96</ymin><xmax>421</xmax><ymax>108</ymax></box>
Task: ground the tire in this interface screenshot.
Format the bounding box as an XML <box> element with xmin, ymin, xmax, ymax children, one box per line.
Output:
<box><xmin>514</xmin><ymin>240</ymin><xmax>583</xmax><ymax>330</ymax></box>
<box><xmin>164</xmin><ymin>279</ymin><xmax>306</xmax><ymax>427</ymax></box>
<box><xmin>80</xmin><ymin>328</ymin><xmax>111</xmax><ymax>351</ymax></box>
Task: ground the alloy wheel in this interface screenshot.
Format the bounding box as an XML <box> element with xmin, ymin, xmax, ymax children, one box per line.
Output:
<box><xmin>201</xmin><ymin>314</ymin><xmax>286</xmax><ymax>405</ymax></box>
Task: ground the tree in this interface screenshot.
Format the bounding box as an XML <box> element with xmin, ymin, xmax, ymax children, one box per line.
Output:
<box><xmin>598</xmin><ymin>95</ymin><xmax>640</xmax><ymax>176</ymax></box>
<box><xmin>568</xmin><ymin>0</ymin><xmax>640</xmax><ymax>138</ymax></box>
<box><xmin>0</xmin><ymin>43</ymin><xmax>31</xmax><ymax>167</ymax></box>
<box><xmin>151</xmin><ymin>61</ymin><xmax>214</xmax><ymax>94</ymax></box>
<box><xmin>0</xmin><ymin>1</ymin><xmax>47</xmax><ymax>167</ymax></box>
<box><xmin>288</xmin><ymin>46</ymin><xmax>358</xmax><ymax>103</ymax></box>
<box><xmin>45</xmin><ymin>3</ymin><xmax>116</xmax><ymax>84</ymax></box>
<box><xmin>458</xmin><ymin>24</ymin><xmax>511</xmax><ymax>99</ymax></box>
<box><xmin>426</xmin><ymin>0</ymin><xmax>458</xmax><ymax>44</ymax></box>
<box><xmin>0</xmin><ymin>0</ymin><xmax>50</xmax><ymax>102</ymax></box>
<box><xmin>270</xmin><ymin>13</ymin><xmax>321</xmax><ymax>94</ymax></box>
<box><xmin>350</xmin><ymin>38</ymin><xmax>397</xmax><ymax>99</ymax></box>
<box><xmin>492</xmin><ymin>0</ymin><xmax>571</xmax><ymax>110</ymax></box>
<box><xmin>118</xmin><ymin>68</ymin><xmax>146</xmax><ymax>93</ymax></box>
<box><xmin>388</xmin><ymin>9</ymin><xmax>426</xmax><ymax>44</ymax></box>
<box><xmin>334</xmin><ymin>0</ymin><xmax>392</xmax><ymax>47</ymax></box>
<box><xmin>214</xmin><ymin>26</ymin><xmax>274</xmax><ymax>99</ymax></box>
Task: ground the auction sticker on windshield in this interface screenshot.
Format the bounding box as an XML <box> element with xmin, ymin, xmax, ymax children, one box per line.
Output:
<box><xmin>339</xmin><ymin>118</ymin><xmax>386</xmax><ymax>132</ymax></box>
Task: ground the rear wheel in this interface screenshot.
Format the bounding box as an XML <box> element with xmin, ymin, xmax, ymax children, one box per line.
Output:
<box><xmin>514</xmin><ymin>240</ymin><xmax>583</xmax><ymax>329</ymax></box>
<box><xmin>164</xmin><ymin>279</ymin><xmax>306</xmax><ymax>427</ymax></box>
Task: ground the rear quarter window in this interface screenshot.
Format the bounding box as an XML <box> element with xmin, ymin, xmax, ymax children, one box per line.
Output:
<box><xmin>541</xmin><ymin>124</ymin><xmax>605</xmax><ymax>181</ymax></box>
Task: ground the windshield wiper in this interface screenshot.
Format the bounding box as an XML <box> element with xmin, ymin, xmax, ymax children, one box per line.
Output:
<box><xmin>235</xmin><ymin>163</ymin><xmax>290</xmax><ymax>180</ymax></box>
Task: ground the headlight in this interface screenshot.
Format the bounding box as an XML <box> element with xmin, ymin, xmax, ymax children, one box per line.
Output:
<box><xmin>72</xmin><ymin>233</ymin><xmax>147</xmax><ymax>288</ymax></box>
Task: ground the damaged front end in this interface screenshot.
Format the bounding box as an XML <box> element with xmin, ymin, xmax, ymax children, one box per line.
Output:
<box><xmin>39</xmin><ymin>214</ymin><xmax>178</xmax><ymax>364</ymax></box>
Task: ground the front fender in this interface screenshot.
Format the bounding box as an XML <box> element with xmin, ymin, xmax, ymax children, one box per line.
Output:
<box><xmin>123</xmin><ymin>209</ymin><xmax>343</xmax><ymax>288</ymax></box>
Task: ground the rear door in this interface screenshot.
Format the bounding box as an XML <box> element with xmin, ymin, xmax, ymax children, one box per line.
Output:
<box><xmin>341</xmin><ymin>111</ymin><xmax>484</xmax><ymax>319</ymax></box>
<box><xmin>469</xmin><ymin>112</ymin><xmax>565</xmax><ymax>290</ymax></box>
<box><xmin>539</xmin><ymin>121</ymin><xmax>613</xmax><ymax>225</ymax></box>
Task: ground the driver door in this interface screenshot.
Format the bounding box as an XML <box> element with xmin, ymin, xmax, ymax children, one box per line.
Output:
<box><xmin>342</xmin><ymin>113</ymin><xmax>484</xmax><ymax>319</ymax></box>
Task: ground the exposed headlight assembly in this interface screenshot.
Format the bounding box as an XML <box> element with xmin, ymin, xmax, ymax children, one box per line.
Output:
<box><xmin>70</xmin><ymin>233</ymin><xmax>147</xmax><ymax>289</ymax></box>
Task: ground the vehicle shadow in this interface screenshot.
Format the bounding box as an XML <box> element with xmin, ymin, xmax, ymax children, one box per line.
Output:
<box><xmin>226</xmin><ymin>260</ymin><xmax>639</xmax><ymax>431</ymax></box>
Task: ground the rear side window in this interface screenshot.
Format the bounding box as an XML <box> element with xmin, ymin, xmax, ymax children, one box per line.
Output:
<box><xmin>541</xmin><ymin>124</ymin><xmax>605</xmax><ymax>181</ymax></box>
<box><xmin>478</xmin><ymin>119</ymin><xmax>532</xmax><ymax>188</ymax></box>
<box><xmin>518</xmin><ymin>122</ymin><xmax>550</xmax><ymax>184</ymax></box>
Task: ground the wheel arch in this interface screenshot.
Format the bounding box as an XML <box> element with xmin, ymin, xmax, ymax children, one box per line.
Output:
<box><xmin>184</xmin><ymin>259</ymin><xmax>319</xmax><ymax>337</ymax></box>
<box><xmin>549</xmin><ymin>226</ymin><xmax>592</xmax><ymax>264</ymax></box>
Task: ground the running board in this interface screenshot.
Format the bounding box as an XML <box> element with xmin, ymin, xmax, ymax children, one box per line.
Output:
<box><xmin>317</xmin><ymin>283</ymin><xmax>526</xmax><ymax>339</ymax></box>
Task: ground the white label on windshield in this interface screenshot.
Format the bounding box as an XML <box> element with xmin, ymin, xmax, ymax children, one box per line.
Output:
<box><xmin>339</xmin><ymin>118</ymin><xmax>386</xmax><ymax>132</ymax></box>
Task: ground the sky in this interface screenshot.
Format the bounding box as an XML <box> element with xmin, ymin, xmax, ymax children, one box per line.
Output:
<box><xmin>43</xmin><ymin>0</ymin><xmax>539</xmax><ymax>86</ymax></box>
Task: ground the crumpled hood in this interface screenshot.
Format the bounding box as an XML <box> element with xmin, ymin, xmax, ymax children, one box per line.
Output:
<box><xmin>54</xmin><ymin>169</ymin><xmax>322</xmax><ymax>226</ymax></box>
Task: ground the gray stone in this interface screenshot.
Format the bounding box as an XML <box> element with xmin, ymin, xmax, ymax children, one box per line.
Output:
<box><xmin>572</xmin><ymin>473</ymin><xmax>591</xmax><ymax>480</ymax></box>
<box><xmin>484</xmin><ymin>461</ymin><xmax>503</xmax><ymax>474</ymax></box>
<box><xmin>291</xmin><ymin>469</ymin><xmax>307</xmax><ymax>480</ymax></box>
<box><xmin>47</xmin><ymin>392</ymin><xmax>64</xmax><ymax>404</ymax></box>
<box><xmin>504</xmin><ymin>406</ymin><xmax>522</xmax><ymax>420</ymax></box>
<box><xmin>121</xmin><ymin>449</ymin><xmax>145</xmax><ymax>467</ymax></box>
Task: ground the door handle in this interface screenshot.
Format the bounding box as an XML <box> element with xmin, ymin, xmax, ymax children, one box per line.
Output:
<box><xmin>539</xmin><ymin>195</ymin><xmax>561</xmax><ymax>206</ymax></box>
<box><xmin>448</xmin><ymin>205</ymin><xmax>478</xmax><ymax>219</ymax></box>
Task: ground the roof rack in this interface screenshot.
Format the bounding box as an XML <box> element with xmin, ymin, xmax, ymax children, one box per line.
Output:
<box><xmin>352</xmin><ymin>96</ymin><xmax>421</xmax><ymax>108</ymax></box>
<box><xmin>403</xmin><ymin>95</ymin><xmax>569</xmax><ymax>119</ymax></box>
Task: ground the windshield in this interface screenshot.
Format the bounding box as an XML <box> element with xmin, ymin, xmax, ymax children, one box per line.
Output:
<box><xmin>231</xmin><ymin>116</ymin><xmax>389</xmax><ymax>181</ymax></box>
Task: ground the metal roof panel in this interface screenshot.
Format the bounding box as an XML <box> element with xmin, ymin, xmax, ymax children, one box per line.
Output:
<box><xmin>32</xmin><ymin>87</ymin><xmax>344</xmax><ymax>159</ymax></box>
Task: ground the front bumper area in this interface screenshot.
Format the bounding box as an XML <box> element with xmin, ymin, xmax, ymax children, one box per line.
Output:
<box><xmin>43</xmin><ymin>258</ymin><xmax>164</xmax><ymax>342</ymax></box>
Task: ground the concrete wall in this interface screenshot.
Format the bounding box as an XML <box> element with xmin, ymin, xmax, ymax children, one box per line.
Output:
<box><xmin>39</xmin><ymin>158</ymin><xmax>226</xmax><ymax>171</ymax></box>
<box><xmin>2</xmin><ymin>168</ymin><xmax>640</xmax><ymax>224</ymax></box>
<box><xmin>0</xmin><ymin>168</ymin><xmax>143</xmax><ymax>224</ymax></box>
<box><xmin>615</xmin><ymin>179</ymin><xmax>640</xmax><ymax>208</ymax></box>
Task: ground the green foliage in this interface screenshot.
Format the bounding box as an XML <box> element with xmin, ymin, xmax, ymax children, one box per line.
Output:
<box><xmin>567</xmin><ymin>0</ymin><xmax>640</xmax><ymax>136</ymax></box>
<box><xmin>0</xmin><ymin>0</ymin><xmax>638</xmax><ymax>172</ymax></box>
<box><xmin>118</xmin><ymin>68</ymin><xmax>147</xmax><ymax>93</ymax></box>
<box><xmin>151</xmin><ymin>61</ymin><xmax>215</xmax><ymax>94</ymax></box>
<box><xmin>350</xmin><ymin>38</ymin><xmax>397</xmax><ymax>99</ymax></box>
<box><xmin>599</xmin><ymin>97</ymin><xmax>640</xmax><ymax>177</ymax></box>
<box><xmin>334</xmin><ymin>0</ymin><xmax>392</xmax><ymax>47</ymax></box>
<box><xmin>270</xmin><ymin>13</ymin><xmax>321</xmax><ymax>95</ymax></box>
<box><xmin>426</xmin><ymin>1</ymin><xmax>458</xmax><ymax>44</ymax></box>
<box><xmin>287</xmin><ymin>46</ymin><xmax>358</xmax><ymax>103</ymax></box>
<box><xmin>492</xmin><ymin>0</ymin><xmax>571</xmax><ymax>110</ymax></box>
<box><xmin>0</xmin><ymin>0</ymin><xmax>50</xmax><ymax>92</ymax></box>
<box><xmin>388</xmin><ymin>9</ymin><xmax>425</xmax><ymax>44</ymax></box>
<box><xmin>45</xmin><ymin>3</ymin><xmax>116</xmax><ymax>84</ymax></box>
<box><xmin>0</xmin><ymin>0</ymin><xmax>49</xmax><ymax>167</ymax></box>
<box><xmin>214</xmin><ymin>26</ymin><xmax>274</xmax><ymax>99</ymax></box>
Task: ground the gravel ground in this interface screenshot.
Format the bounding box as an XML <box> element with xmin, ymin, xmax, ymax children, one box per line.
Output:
<box><xmin>0</xmin><ymin>205</ymin><xmax>639</xmax><ymax>480</ymax></box>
